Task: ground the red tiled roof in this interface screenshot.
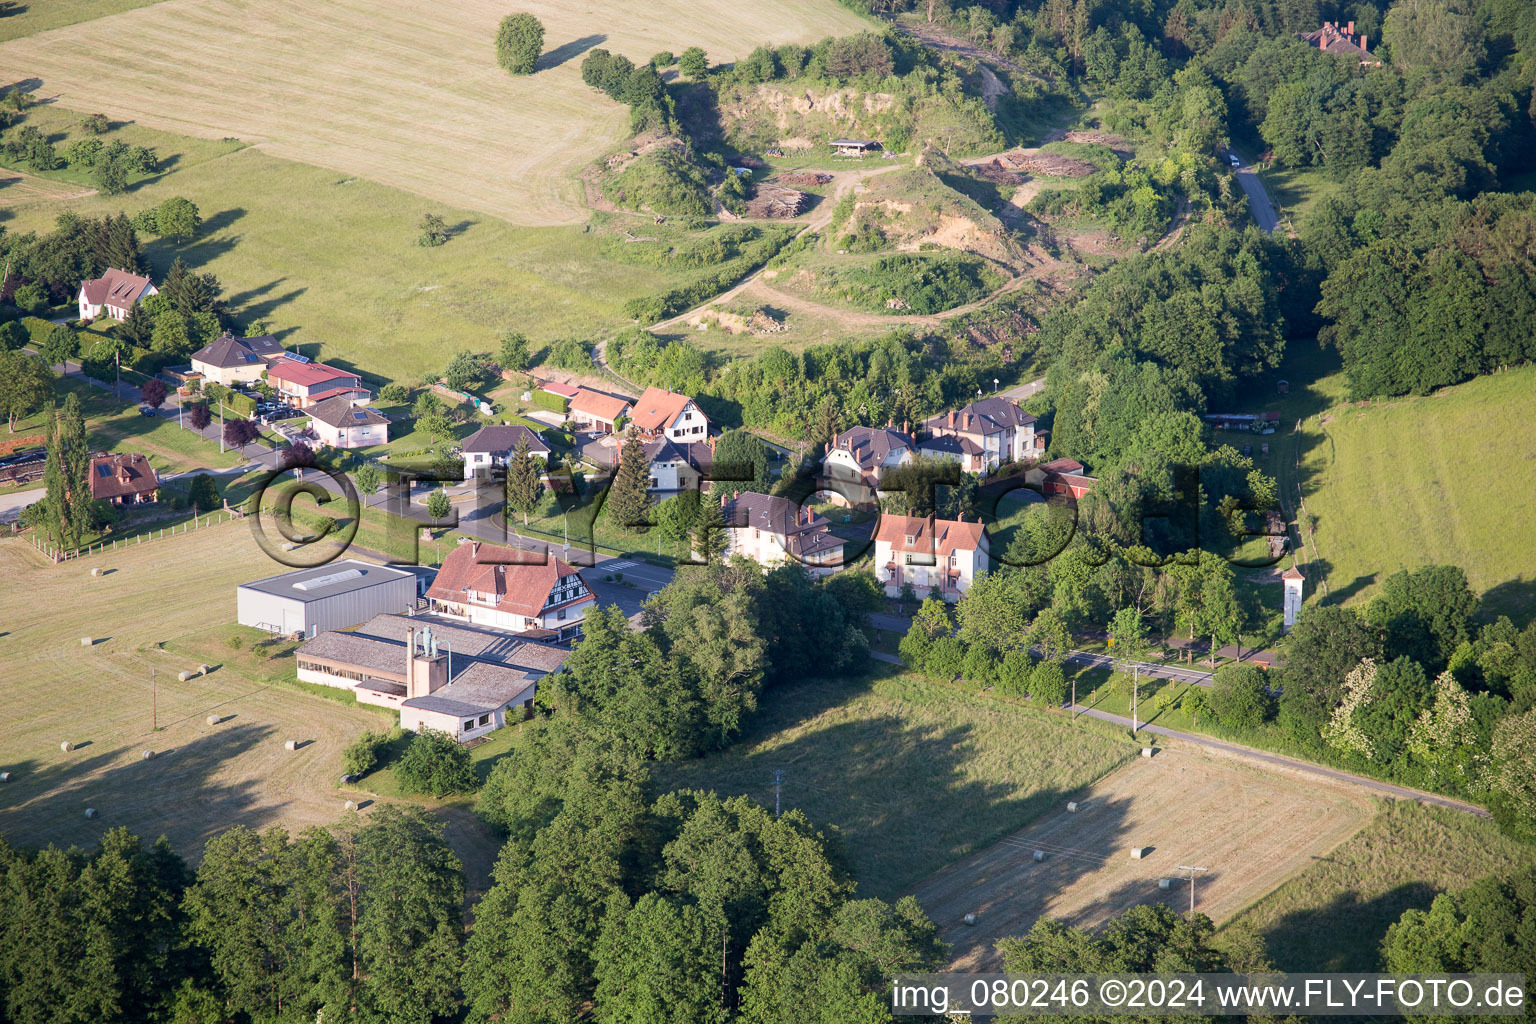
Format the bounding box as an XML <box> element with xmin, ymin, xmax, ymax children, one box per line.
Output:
<box><xmin>80</xmin><ymin>268</ymin><xmax>153</xmax><ymax>307</ymax></box>
<box><xmin>569</xmin><ymin>388</ymin><xmax>632</xmax><ymax>422</ymax></box>
<box><xmin>88</xmin><ymin>453</ymin><xmax>158</xmax><ymax>501</ymax></box>
<box><xmin>629</xmin><ymin>386</ymin><xmax>694</xmax><ymax>433</ymax></box>
<box><xmin>266</xmin><ymin>358</ymin><xmax>361</xmax><ymax>388</ymax></box>
<box><xmin>540</xmin><ymin>382</ymin><xmax>581</xmax><ymax>398</ymax></box>
<box><xmin>425</xmin><ymin>541</ymin><xmax>591</xmax><ymax>618</ymax></box>
<box><xmin>874</xmin><ymin>514</ymin><xmax>984</xmax><ymax>557</ymax></box>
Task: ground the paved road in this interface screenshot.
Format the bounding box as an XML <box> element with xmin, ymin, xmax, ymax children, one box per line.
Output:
<box><xmin>999</xmin><ymin>376</ymin><xmax>1047</xmax><ymax>402</ymax></box>
<box><xmin>0</xmin><ymin>486</ymin><xmax>45</xmax><ymax>524</ymax></box>
<box><xmin>1230</xmin><ymin>152</ymin><xmax>1280</xmax><ymax>233</ymax></box>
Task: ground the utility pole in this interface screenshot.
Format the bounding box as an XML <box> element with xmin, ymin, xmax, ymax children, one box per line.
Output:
<box><xmin>151</xmin><ymin>667</ymin><xmax>157</xmax><ymax>731</ymax></box>
<box><xmin>772</xmin><ymin>769</ymin><xmax>785</xmax><ymax>818</ymax></box>
<box><xmin>1177</xmin><ymin>864</ymin><xmax>1208</xmax><ymax>920</ymax></box>
<box><xmin>218</xmin><ymin>397</ymin><xmax>225</xmax><ymax>452</ymax></box>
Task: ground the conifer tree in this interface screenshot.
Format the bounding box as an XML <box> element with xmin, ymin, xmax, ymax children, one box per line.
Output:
<box><xmin>604</xmin><ymin>428</ymin><xmax>651</xmax><ymax>530</ymax></box>
<box><xmin>505</xmin><ymin>433</ymin><xmax>544</xmax><ymax>526</ymax></box>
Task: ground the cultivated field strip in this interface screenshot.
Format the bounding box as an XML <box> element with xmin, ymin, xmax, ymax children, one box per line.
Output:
<box><xmin>0</xmin><ymin>529</ymin><xmax>382</xmax><ymax>860</ymax></box>
<box><xmin>911</xmin><ymin>744</ymin><xmax>1375</xmax><ymax>970</ymax></box>
<box><xmin>0</xmin><ymin>0</ymin><xmax>867</xmax><ymax>225</ymax></box>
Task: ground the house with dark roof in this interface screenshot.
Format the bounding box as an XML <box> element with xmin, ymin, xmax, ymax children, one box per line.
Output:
<box><xmin>722</xmin><ymin>491</ymin><xmax>844</xmax><ymax>574</ymax></box>
<box><xmin>294</xmin><ymin>614</ymin><xmax>571</xmax><ymax>742</ymax></box>
<box><xmin>307</xmin><ymin>396</ymin><xmax>389</xmax><ymax>449</ymax></box>
<box><xmin>582</xmin><ymin>432</ymin><xmax>713</xmax><ymax>493</ymax></box>
<box><xmin>77</xmin><ymin>268</ymin><xmax>157</xmax><ymax>321</ymax></box>
<box><xmin>921</xmin><ymin>397</ymin><xmax>1042</xmax><ymax>474</ymax></box>
<box><xmin>874</xmin><ymin>513</ymin><xmax>988</xmax><ymax>602</ymax></box>
<box><xmin>629</xmin><ymin>386</ymin><xmax>709</xmax><ymax>441</ymax></box>
<box><xmin>266</xmin><ymin>357</ymin><xmax>369</xmax><ymax>408</ymax></box>
<box><xmin>569</xmin><ymin>388</ymin><xmax>632</xmax><ymax>433</ymax></box>
<box><xmin>189</xmin><ymin>333</ymin><xmax>289</xmax><ymax>386</ymax></box>
<box><xmin>819</xmin><ymin>423</ymin><xmax>915</xmax><ymax>509</ymax></box>
<box><xmin>425</xmin><ymin>540</ymin><xmax>595</xmax><ymax>639</ymax></box>
<box><xmin>461</xmin><ymin>424</ymin><xmax>550</xmax><ymax>476</ymax></box>
<box><xmin>88</xmin><ymin>453</ymin><xmax>158</xmax><ymax>506</ymax></box>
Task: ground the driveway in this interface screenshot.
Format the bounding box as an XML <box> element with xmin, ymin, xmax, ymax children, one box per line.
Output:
<box><xmin>1230</xmin><ymin>152</ymin><xmax>1280</xmax><ymax>233</ymax></box>
<box><xmin>0</xmin><ymin>486</ymin><xmax>44</xmax><ymax>523</ymax></box>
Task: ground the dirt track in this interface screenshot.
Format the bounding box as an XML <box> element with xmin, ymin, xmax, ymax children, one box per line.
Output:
<box><xmin>911</xmin><ymin>740</ymin><xmax>1375</xmax><ymax>969</ymax></box>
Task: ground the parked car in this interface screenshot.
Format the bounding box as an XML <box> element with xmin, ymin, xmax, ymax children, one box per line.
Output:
<box><xmin>1228</xmin><ymin>153</ymin><xmax>1241</xmax><ymax>167</ymax></box>
<box><xmin>139</xmin><ymin>406</ymin><xmax>158</xmax><ymax>417</ymax></box>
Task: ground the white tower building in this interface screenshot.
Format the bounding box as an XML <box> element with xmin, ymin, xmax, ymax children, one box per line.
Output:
<box><xmin>1281</xmin><ymin>565</ymin><xmax>1305</xmax><ymax>632</ymax></box>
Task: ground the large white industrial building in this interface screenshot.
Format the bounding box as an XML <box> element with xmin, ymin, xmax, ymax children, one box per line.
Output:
<box><xmin>236</xmin><ymin>560</ymin><xmax>419</xmax><ymax>636</ymax></box>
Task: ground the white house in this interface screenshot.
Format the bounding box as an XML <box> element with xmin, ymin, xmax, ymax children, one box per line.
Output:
<box><xmin>306</xmin><ymin>395</ymin><xmax>389</xmax><ymax>449</ymax></box>
<box><xmin>874</xmin><ymin>513</ymin><xmax>988</xmax><ymax>602</ymax></box>
<box><xmin>819</xmin><ymin>424</ymin><xmax>914</xmax><ymax>508</ymax></box>
<box><xmin>461</xmin><ymin>424</ymin><xmax>550</xmax><ymax>476</ymax></box>
<box><xmin>425</xmin><ymin>540</ymin><xmax>594</xmax><ymax>640</ymax></box>
<box><xmin>78</xmin><ymin>268</ymin><xmax>156</xmax><ymax>321</ymax></box>
<box><xmin>189</xmin><ymin>333</ymin><xmax>289</xmax><ymax>386</ymax></box>
<box><xmin>722</xmin><ymin>492</ymin><xmax>844</xmax><ymax>574</ymax></box>
<box><xmin>921</xmin><ymin>398</ymin><xmax>1042</xmax><ymax>474</ymax></box>
<box><xmin>629</xmin><ymin>386</ymin><xmax>709</xmax><ymax>442</ymax></box>
<box><xmin>581</xmin><ymin>434</ymin><xmax>712</xmax><ymax>494</ymax></box>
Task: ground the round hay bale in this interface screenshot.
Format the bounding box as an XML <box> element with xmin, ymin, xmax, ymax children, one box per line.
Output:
<box><xmin>284</xmin><ymin>739</ymin><xmax>299</xmax><ymax>751</ymax></box>
<box><xmin>1130</xmin><ymin>847</ymin><xmax>1147</xmax><ymax>860</ymax></box>
<box><xmin>90</xmin><ymin>566</ymin><xmax>102</xmax><ymax>577</ymax></box>
<box><xmin>0</xmin><ymin>771</ymin><xmax>11</xmax><ymax>783</ymax></box>
<box><xmin>80</xmin><ymin>637</ymin><xmax>93</xmax><ymax>647</ymax></box>
<box><xmin>1067</xmin><ymin>800</ymin><xmax>1079</xmax><ymax>812</ymax></box>
<box><xmin>340</xmin><ymin>774</ymin><xmax>356</xmax><ymax>785</ymax></box>
<box><xmin>343</xmin><ymin>800</ymin><xmax>358</xmax><ymax>812</ymax></box>
<box><xmin>178</xmin><ymin>671</ymin><xmax>192</xmax><ymax>682</ymax></box>
<box><xmin>963</xmin><ymin>913</ymin><xmax>978</xmax><ymax>926</ymax></box>
<box><xmin>60</xmin><ymin>741</ymin><xmax>74</xmax><ymax>753</ymax></box>
<box><xmin>1033</xmin><ymin>850</ymin><xmax>1045</xmax><ymax>862</ymax></box>
<box><xmin>141</xmin><ymin>750</ymin><xmax>154</xmax><ymax>761</ymax></box>
<box><xmin>84</xmin><ymin>808</ymin><xmax>97</xmax><ymax>819</ymax></box>
<box><xmin>206</xmin><ymin>714</ymin><xmax>221</xmax><ymax>726</ymax></box>
<box><xmin>1158</xmin><ymin>878</ymin><xmax>1172</xmax><ymax>890</ymax></box>
<box><xmin>1140</xmin><ymin>746</ymin><xmax>1155</xmax><ymax>758</ymax></box>
<box><xmin>199</xmin><ymin>664</ymin><xmax>211</xmax><ymax>675</ymax></box>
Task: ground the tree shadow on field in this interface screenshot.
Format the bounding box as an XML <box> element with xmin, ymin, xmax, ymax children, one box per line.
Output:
<box><xmin>1478</xmin><ymin>576</ymin><xmax>1536</xmax><ymax>624</ymax></box>
<box><xmin>1259</xmin><ymin>881</ymin><xmax>1438</xmax><ymax>972</ymax></box>
<box><xmin>0</xmin><ymin>6</ymin><xmax>30</xmax><ymax>21</ymax></box>
<box><xmin>536</xmin><ymin>33</ymin><xmax>605</xmax><ymax>72</ymax></box>
<box><xmin>0</xmin><ymin>722</ymin><xmax>279</xmax><ymax>860</ymax></box>
<box><xmin>1068</xmin><ymin>868</ymin><xmax>1227</xmax><ymax>933</ymax></box>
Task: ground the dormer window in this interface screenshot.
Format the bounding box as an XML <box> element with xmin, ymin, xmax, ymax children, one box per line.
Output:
<box><xmin>904</xmin><ymin>534</ymin><xmax>914</xmax><ymax>545</ymax></box>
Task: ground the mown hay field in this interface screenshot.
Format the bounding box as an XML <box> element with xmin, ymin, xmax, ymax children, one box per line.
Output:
<box><xmin>0</xmin><ymin>525</ymin><xmax>387</xmax><ymax>859</ymax></box>
<box><xmin>912</xmin><ymin>742</ymin><xmax>1376</xmax><ymax>970</ymax></box>
<box><xmin>652</xmin><ymin>669</ymin><xmax>1138</xmax><ymax>901</ymax></box>
<box><xmin>1225</xmin><ymin>800</ymin><xmax>1536</xmax><ymax>971</ymax></box>
<box><xmin>0</xmin><ymin>0</ymin><xmax>869</xmax><ymax>225</ymax></box>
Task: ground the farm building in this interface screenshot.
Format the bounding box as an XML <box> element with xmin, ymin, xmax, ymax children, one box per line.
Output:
<box><xmin>88</xmin><ymin>453</ymin><xmax>159</xmax><ymax>506</ymax></box>
<box><xmin>77</xmin><ymin>267</ymin><xmax>157</xmax><ymax>321</ymax></box>
<box><xmin>237</xmin><ymin>559</ymin><xmax>419</xmax><ymax>636</ymax></box>
<box><xmin>294</xmin><ymin>614</ymin><xmax>570</xmax><ymax>742</ymax></box>
<box><xmin>831</xmin><ymin>138</ymin><xmax>881</xmax><ymax>157</ymax></box>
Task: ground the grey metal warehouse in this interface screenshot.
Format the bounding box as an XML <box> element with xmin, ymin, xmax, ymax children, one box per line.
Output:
<box><xmin>237</xmin><ymin>560</ymin><xmax>420</xmax><ymax>636</ymax></box>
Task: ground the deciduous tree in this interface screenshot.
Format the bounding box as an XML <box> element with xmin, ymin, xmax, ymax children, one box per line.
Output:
<box><xmin>495</xmin><ymin>13</ymin><xmax>545</xmax><ymax>75</ymax></box>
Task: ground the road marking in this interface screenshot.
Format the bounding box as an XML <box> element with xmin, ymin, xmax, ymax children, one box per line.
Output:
<box><xmin>605</xmin><ymin>560</ymin><xmax>636</xmax><ymax>570</ymax></box>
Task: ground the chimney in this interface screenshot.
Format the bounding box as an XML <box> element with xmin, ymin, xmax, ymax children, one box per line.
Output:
<box><xmin>1360</xmin><ymin>34</ymin><xmax>1367</xmax><ymax>52</ymax></box>
<box><xmin>948</xmin><ymin>410</ymin><xmax>956</xmax><ymax>427</ymax></box>
<box><xmin>1347</xmin><ymin>19</ymin><xmax>1354</xmax><ymax>34</ymax></box>
<box><xmin>720</xmin><ymin>491</ymin><xmax>727</xmax><ymax>508</ymax></box>
<box><xmin>886</xmin><ymin>417</ymin><xmax>893</xmax><ymax>428</ymax></box>
<box><xmin>902</xmin><ymin>419</ymin><xmax>910</xmax><ymax>435</ymax></box>
<box><xmin>405</xmin><ymin>627</ymin><xmax>416</xmax><ymax>693</ymax></box>
<box><xmin>957</xmin><ymin>510</ymin><xmax>964</xmax><ymax>522</ymax></box>
<box><xmin>1319</xmin><ymin>33</ymin><xmax>1325</xmax><ymax>48</ymax></box>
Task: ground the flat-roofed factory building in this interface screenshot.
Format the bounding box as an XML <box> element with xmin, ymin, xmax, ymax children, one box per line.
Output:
<box><xmin>236</xmin><ymin>559</ymin><xmax>420</xmax><ymax>637</ymax></box>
